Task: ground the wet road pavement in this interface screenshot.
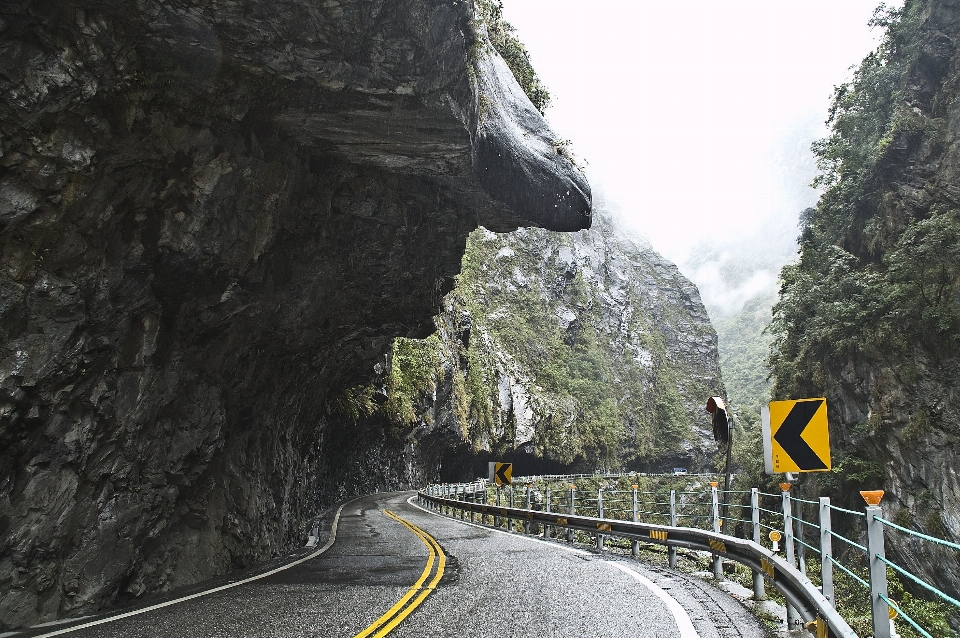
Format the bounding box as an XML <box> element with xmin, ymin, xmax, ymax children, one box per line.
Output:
<box><xmin>16</xmin><ymin>492</ymin><xmax>772</xmax><ymax>638</ymax></box>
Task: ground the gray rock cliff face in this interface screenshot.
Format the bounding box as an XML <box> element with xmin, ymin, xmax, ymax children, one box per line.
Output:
<box><xmin>381</xmin><ymin>199</ymin><xmax>725</xmax><ymax>476</ymax></box>
<box><xmin>0</xmin><ymin>0</ymin><xmax>590</xmax><ymax>628</ymax></box>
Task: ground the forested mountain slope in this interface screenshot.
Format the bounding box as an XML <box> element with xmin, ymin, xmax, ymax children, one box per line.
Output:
<box><xmin>769</xmin><ymin>0</ymin><xmax>960</xmax><ymax>603</ymax></box>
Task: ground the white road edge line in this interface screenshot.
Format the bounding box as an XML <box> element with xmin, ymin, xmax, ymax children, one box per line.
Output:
<box><xmin>408</xmin><ymin>494</ymin><xmax>701</xmax><ymax>638</ymax></box>
<box><xmin>605</xmin><ymin>561</ymin><xmax>702</xmax><ymax>638</ymax></box>
<box><xmin>406</xmin><ymin>495</ymin><xmax>589</xmax><ymax>555</ymax></box>
<box><xmin>32</xmin><ymin>498</ymin><xmax>358</xmax><ymax>637</ymax></box>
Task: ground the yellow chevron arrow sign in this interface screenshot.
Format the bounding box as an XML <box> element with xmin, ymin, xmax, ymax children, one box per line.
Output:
<box><xmin>762</xmin><ymin>398</ymin><xmax>832</xmax><ymax>473</ymax></box>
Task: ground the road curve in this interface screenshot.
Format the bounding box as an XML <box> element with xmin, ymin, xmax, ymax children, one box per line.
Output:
<box><xmin>14</xmin><ymin>492</ymin><xmax>772</xmax><ymax>638</ymax></box>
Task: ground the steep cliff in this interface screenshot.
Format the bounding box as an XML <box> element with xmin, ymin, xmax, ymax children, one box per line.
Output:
<box><xmin>769</xmin><ymin>0</ymin><xmax>960</xmax><ymax>608</ymax></box>
<box><xmin>0</xmin><ymin>0</ymin><xmax>590</xmax><ymax>629</ymax></box>
<box><xmin>373</xmin><ymin>198</ymin><xmax>725</xmax><ymax>477</ymax></box>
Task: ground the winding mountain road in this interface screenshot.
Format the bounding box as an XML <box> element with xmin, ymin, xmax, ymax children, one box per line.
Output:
<box><xmin>15</xmin><ymin>492</ymin><xmax>772</xmax><ymax>638</ymax></box>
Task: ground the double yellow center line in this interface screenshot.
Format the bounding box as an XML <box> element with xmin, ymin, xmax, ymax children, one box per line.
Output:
<box><xmin>353</xmin><ymin>510</ymin><xmax>446</xmax><ymax>638</ymax></box>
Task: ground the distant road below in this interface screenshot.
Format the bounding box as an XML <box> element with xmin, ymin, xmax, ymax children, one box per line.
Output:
<box><xmin>16</xmin><ymin>492</ymin><xmax>771</xmax><ymax>638</ymax></box>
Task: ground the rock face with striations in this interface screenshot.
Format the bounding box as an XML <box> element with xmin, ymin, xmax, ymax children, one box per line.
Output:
<box><xmin>0</xmin><ymin>0</ymin><xmax>590</xmax><ymax>628</ymax></box>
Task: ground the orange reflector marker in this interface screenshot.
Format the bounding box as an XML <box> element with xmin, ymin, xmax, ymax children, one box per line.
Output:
<box><xmin>860</xmin><ymin>490</ymin><xmax>884</xmax><ymax>506</ymax></box>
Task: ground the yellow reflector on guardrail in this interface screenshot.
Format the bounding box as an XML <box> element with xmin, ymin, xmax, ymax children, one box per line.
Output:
<box><xmin>761</xmin><ymin>558</ymin><xmax>775</xmax><ymax>579</ymax></box>
<box><xmin>709</xmin><ymin>539</ymin><xmax>727</xmax><ymax>554</ymax></box>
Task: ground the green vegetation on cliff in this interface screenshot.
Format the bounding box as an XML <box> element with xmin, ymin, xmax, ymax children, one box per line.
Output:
<box><xmin>768</xmin><ymin>1</ymin><xmax>960</xmax><ymax>624</ymax></box>
<box><xmin>476</xmin><ymin>0</ymin><xmax>551</xmax><ymax>113</ymax></box>
<box><xmin>371</xmin><ymin>210</ymin><xmax>724</xmax><ymax>472</ymax></box>
<box><xmin>770</xmin><ymin>3</ymin><xmax>960</xmax><ymax>403</ymax></box>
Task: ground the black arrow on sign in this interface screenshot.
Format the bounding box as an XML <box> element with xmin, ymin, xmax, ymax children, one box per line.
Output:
<box><xmin>496</xmin><ymin>463</ymin><xmax>512</xmax><ymax>485</ymax></box>
<box><xmin>774</xmin><ymin>400</ymin><xmax>827</xmax><ymax>470</ymax></box>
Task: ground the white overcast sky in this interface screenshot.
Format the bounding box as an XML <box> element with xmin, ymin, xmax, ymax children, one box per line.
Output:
<box><xmin>500</xmin><ymin>0</ymin><xmax>896</xmax><ymax>265</ymax></box>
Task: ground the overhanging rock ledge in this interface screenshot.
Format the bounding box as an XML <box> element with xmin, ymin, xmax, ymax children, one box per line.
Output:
<box><xmin>0</xmin><ymin>0</ymin><xmax>590</xmax><ymax>629</ymax></box>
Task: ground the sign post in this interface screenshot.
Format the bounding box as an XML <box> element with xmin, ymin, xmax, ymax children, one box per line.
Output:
<box><xmin>706</xmin><ymin>396</ymin><xmax>733</xmax><ymax>528</ymax></box>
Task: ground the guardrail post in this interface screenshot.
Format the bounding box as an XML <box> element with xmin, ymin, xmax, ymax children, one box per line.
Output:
<box><xmin>819</xmin><ymin>496</ymin><xmax>834</xmax><ymax>607</ymax></box>
<box><xmin>482</xmin><ymin>485</ymin><xmax>488</xmax><ymax>524</ymax></box>
<box><xmin>751</xmin><ymin>488</ymin><xmax>765</xmax><ymax>600</ymax></box>
<box><xmin>508</xmin><ymin>486</ymin><xmax>514</xmax><ymax>532</ymax></box>
<box><xmin>863</xmin><ymin>491</ymin><xmax>890</xmax><ymax>638</ymax></box>
<box><xmin>781</xmin><ymin>483</ymin><xmax>800</xmax><ymax>629</ymax></box>
<box><xmin>669</xmin><ymin>489</ymin><xmax>677</xmax><ymax>569</ymax></box>
<box><xmin>795</xmin><ymin>492</ymin><xmax>806</xmax><ymax>576</ymax></box>
<box><xmin>545</xmin><ymin>488</ymin><xmax>552</xmax><ymax>538</ymax></box>
<box><xmin>712</xmin><ymin>483</ymin><xmax>723</xmax><ymax>579</ymax></box>
<box><xmin>631</xmin><ymin>485</ymin><xmax>639</xmax><ymax>558</ymax></box>
<box><xmin>597</xmin><ymin>488</ymin><xmax>605</xmax><ymax>551</ymax></box>
<box><xmin>524</xmin><ymin>484</ymin><xmax>532</xmax><ymax>534</ymax></box>
<box><xmin>567</xmin><ymin>485</ymin><xmax>576</xmax><ymax>543</ymax></box>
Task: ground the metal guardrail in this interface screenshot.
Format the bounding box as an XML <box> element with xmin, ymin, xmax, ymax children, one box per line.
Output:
<box><xmin>421</xmin><ymin>478</ymin><xmax>960</xmax><ymax>638</ymax></box>
<box><xmin>419</xmin><ymin>483</ymin><xmax>855</xmax><ymax>638</ymax></box>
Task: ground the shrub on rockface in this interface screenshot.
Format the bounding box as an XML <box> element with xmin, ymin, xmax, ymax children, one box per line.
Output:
<box><xmin>475</xmin><ymin>0</ymin><xmax>551</xmax><ymax>113</ymax></box>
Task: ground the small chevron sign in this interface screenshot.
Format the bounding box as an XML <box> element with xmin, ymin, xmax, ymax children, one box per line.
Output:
<box><xmin>488</xmin><ymin>462</ymin><xmax>513</xmax><ymax>486</ymax></box>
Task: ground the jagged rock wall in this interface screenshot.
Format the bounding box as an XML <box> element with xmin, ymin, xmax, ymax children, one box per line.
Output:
<box><xmin>0</xmin><ymin>0</ymin><xmax>590</xmax><ymax>629</ymax></box>
<box><xmin>382</xmin><ymin>198</ymin><xmax>725</xmax><ymax>477</ymax></box>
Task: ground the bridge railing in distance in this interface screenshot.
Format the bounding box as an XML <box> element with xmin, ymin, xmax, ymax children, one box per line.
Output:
<box><xmin>421</xmin><ymin>478</ymin><xmax>957</xmax><ymax>638</ymax></box>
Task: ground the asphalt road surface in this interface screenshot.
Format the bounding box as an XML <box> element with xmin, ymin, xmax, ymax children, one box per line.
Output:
<box><xmin>16</xmin><ymin>492</ymin><xmax>773</xmax><ymax>638</ymax></box>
